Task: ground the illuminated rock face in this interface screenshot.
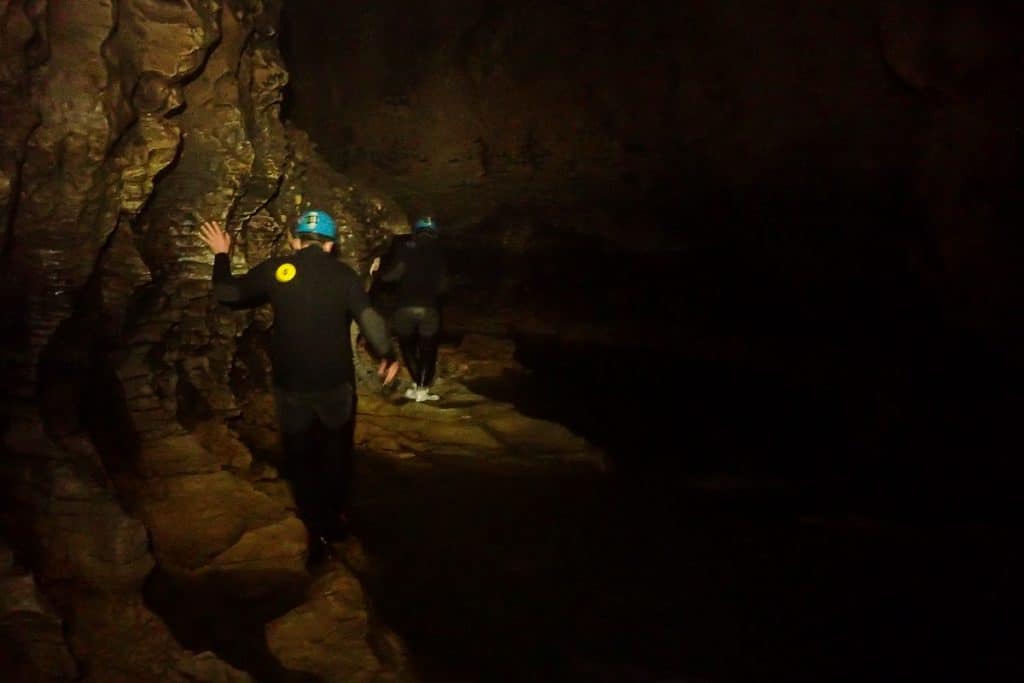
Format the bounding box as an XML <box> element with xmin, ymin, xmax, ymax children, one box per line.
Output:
<box><xmin>1</xmin><ymin>1</ymin><xmax>406</xmax><ymax>430</ymax></box>
<box><xmin>0</xmin><ymin>2</ymin><xmax>401</xmax><ymax>679</ymax></box>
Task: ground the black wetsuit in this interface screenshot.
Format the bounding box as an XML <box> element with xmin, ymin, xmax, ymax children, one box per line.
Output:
<box><xmin>376</xmin><ymin>231</ymin><xmax>447</xmax><ymax>387</ymax></box>
<box><xmin>212</xmin><ymin>245</ymin><xmax>393</xmax><ymax>544</ymax></box>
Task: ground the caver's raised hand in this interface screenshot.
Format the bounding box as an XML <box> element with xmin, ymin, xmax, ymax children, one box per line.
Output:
<box><xmin>199</xmin><ymin>220</ymin><xmax>231</xmax><ymax>255</ymax></box>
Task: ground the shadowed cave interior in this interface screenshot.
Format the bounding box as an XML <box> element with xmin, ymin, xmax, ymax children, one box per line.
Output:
<box><xmin>0</xmin><ymin>1</ymin><xmax>1022</xmax><ymax>682</ymax></box>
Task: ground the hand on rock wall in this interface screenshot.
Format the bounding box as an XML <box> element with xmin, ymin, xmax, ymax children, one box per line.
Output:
<box><xmin>199</xmin><ymin>220</ymin><xmax>232</xmax><ymax>255</ymax></box>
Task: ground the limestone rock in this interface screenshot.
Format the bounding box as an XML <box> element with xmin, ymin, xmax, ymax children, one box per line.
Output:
<box><xmin>482</xmin><ymin>412</ymin><xmax>588</xmax><ymax>454</ymax></box>
<box><xmin>0</xmin><ymin>425</ymin><xmax>244</xmax><ymax>683</ymax></box>
<box><xmin>236</xmin><ymin>391</ymin><xmax>282</xmax><ymax>456</ymax></box>
<box><xmin>356</xmin><ymin>339</ymin><xmax>606</xmax><ymax>467</ymax></box>
<box><xmin>176</xmin><ymin>651</ymin><xmax>256</xmax><ymax>683</ymax></box>
<box><xmin>1</xmin><ymin>420</ymin><xmax>154</xmax><ymax>591</ymax></box>
<box><xmin>266</xmin><ymin>568</ymin><xmax>402</xmax><ymax>683</ymax></box>
<box><xmin>69</xmin><ymin>594</ymin><xmax>253</xmax><ymax>683</ymax></box>
<box><xmin>191</xmin><ymin>421</ymin><xmax>255</xmax><ymax>471</ymax></box>
<box><xmin>128</xmin><ymin>435</ymin><xmax>306</xmax><ymax>593</ymax></box>
<box><xmin>0</xmin><ymin>0</ymin><xmax>416</xmax><ymax>680</ymax></box>
<box><xmin>136</xmin><ymin>434</ymin><xmax>223</xmax><ymax>478</ymax></box>
<box><xmin>0</xmin><ymin>538</ymin><xmax>79</xmax><ymax>681</ymax></box>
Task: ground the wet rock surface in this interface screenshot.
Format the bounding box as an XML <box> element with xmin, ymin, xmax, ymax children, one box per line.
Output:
<box><xmin>357</xmin><ymin>381</ymin><xmax>601</xmax><ymax>467</ymax></box>
<box><xmin>0</xmin><ymin>537</ymin><xmax>78</xmax><ymax>681</ymax></box>
<box><xmin>231</xmin><ymin>332</ymin><xmax>606</xmax><ymax>472</ymax></box>
<box><xmin>67</xmin><ymin>594</ymin><xmax>255</xmax><ymax>683</ymax></box>
<box><xmin>1</xmin><ymin>0</ymin><xmax>1020</xmax><ymax>680</ymax></box>
<box><xmin>0</xmin><ymin>1</ymin><xmax>411</xmax><ymax>679</ymax></box>
<box><xmin>0</xmin><ymin>409</ymin><xmax>256</xmax><ymax>683</ymax></box>
<box><xmin>122</xmin><ymin>432</ymin><xmax>307</xmax><ymax>597</ymax></box>
<box><xmin>266</xmin><ymin>567</ymin><xmax>405</xmax><ymax>683</ymax></box>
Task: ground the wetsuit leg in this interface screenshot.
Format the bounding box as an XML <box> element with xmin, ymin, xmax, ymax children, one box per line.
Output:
<box><xmin>397</xmin><ymin>334</ymin><xmax>421</xmax><ymax>384</ymax></box>
<box><xmin>276</xmin><ymin>388</ymin><xmax>325</xmax><ymax>539</ymax></box>
<box><xmin>319</xmin><ymin>422</ymin><xmax>355</xmax><ymax>538</ymax></box>
<box><xmin>418</xmin><ymin>307</ymin><xmax>441</xmax><ymax>387</ymax></box>
<box><xmin>393</xmin><ymin>307</ymin><xmax>423</xmax><ymax>383</ymax></box>
<box><xmin>314</xmin><ymin>386</ymin><xmax>356</xmax><ymax>540</ymax></box>
<box><xmin>419</xmin><ymin>336</ymin><xmax>439</xmax><ymax>386</ymax></box>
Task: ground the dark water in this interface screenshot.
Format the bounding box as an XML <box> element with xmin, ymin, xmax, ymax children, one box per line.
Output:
<box><xmin>353</xmin><ymin>244</ymin><xmax>1024</xmax><ymax>681</ymax></box>
<box><xmin>483</xmin><ymin>329</ymin><xmax>1022</xmax><ymax>522</ymax></box>
<box><xmin>354</xmin><ymin>419</ymin><xmax>1022</xmax><ymax>682</ymax></box>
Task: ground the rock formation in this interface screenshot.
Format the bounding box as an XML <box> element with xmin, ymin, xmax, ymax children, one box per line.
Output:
<box><xmin>0</xmin><ymin>1</ymin><xmax>408</xmax><ymax>679</ymax></box>
<box><xmin>2</xmin><ymin>0</ymin><xmax>1018</xmax><ymax>679</ymax></box>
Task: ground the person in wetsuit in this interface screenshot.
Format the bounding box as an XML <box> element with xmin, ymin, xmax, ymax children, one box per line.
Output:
<box><xmin>199</xmin><ymin>211</ymin><xmax>397</xmax><ymax>561</ymax></box>
<box><xmin>370</xmin><ymin>216</ymin><xmax>447</xmax><ymax>402</ymax></box>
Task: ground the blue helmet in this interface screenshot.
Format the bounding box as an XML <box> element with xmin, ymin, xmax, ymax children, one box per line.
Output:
<box><xmin>294</xmin><ymin>210</ymin><xmax>337</xmax><ymax>240</ymax></box>
<box><xmin>413</xmin><ymin>216</ymin><xmax>437</xmax><ymax>233</ymax></box>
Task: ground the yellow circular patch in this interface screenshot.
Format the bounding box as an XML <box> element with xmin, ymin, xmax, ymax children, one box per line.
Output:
<box><xmin>275</xmin><ymin>263</ymin><xmax>296</xmax><ymax>283</ymax></box>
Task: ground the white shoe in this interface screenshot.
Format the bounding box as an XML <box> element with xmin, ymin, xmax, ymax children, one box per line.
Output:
<box><xmin>404</xmin><ymin>384</ymin><xmax>419</xmax><ymax>400</ymax></box>
<box><xmin>415</xmin><ymin>387</ymin><xmax>440</xmax><ymax>402</ymax></box>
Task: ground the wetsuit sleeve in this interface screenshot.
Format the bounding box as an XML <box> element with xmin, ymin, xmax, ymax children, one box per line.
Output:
<box><xmin>212</xmin><ymin>253</ymin><xmax>270</xmax><ymax>306</ymax></box>
<box><xmin>349</xmin><ymin>277</ymin><xmax>395</xmax><ymax>360</ymax></box>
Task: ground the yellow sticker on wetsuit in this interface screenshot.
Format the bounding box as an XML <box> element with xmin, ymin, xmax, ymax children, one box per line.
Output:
<box><xmin>275</xmin><ymin>263</ymin><xmax>296</xmax><ymax>282</ymax></box>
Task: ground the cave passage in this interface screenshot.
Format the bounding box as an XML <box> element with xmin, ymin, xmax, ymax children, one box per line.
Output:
<box><xmin>1</xmin><ymin>0</ymin><xmax>1022</xmax><ymax>682</ymax></box>
<box><xmin>345</xmin><ymin>270</ymin><xmax>1024</xmax><ymax>682</ymax></box>
<box><xmin>274</xmin><ymin>1</ymin><xmax>1024</xmax><ymax>680</ymax></box>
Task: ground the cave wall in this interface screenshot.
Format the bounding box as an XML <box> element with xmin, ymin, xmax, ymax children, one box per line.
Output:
<box><xmin>283</xmin><ymin>0</ymin><xmax>918</xmax><ymax>221</ymax></box>
<box><xmin>0</xmin><ymin>0</ymin><xmax>1019</xmax><ymax>674</ymax></box>
<box><xmin>880</xmin><ymin>1</ymin><xmax>1024</xmax><ymax>345</ymax></box>
<box><xmin>0</xmin><ymin>1</ymin><xmax>406</xmax><ymax>679</ymax></box>
<box><xmin>283</xmin><ymin>0</ymin><xmax>1023</xmax><ymax>347</ymax></box>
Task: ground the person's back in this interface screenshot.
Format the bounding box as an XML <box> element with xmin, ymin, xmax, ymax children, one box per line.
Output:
<box><xmin>201</xmin><ymin>210</ymin><xmax>396</xmax><ymax>562</ymax></box>
<box><xmin>231</xmin><ymin>245</ymin><xmax>370</xmax><ymax>392</ymax></box>
<box><xmin>390</xmin><ymin>232</ymin><xmax>446</xmax><ymax>308</ymax></box>
<box><xmin>371</xmin><ymin>216</ymin><xmax>448</xmax><ymax>402</ymax></box>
